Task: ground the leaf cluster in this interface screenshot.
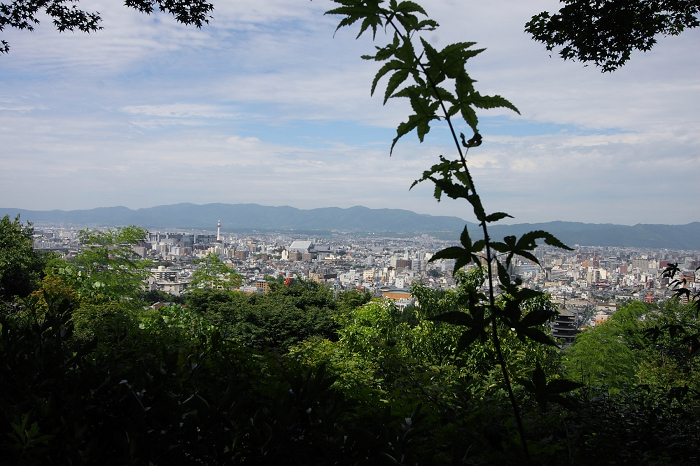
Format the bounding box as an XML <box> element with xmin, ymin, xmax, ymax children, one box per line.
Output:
<box><xmin>46</xmin><ymin>226</ymin><xmax>152</xmax><ymax>304</ymax></box>
<box><xmin>661</xmin><ymin>261</ymin><xmax>700</xmax><ymax>315</ymax></box>
<box><xmin>0</xmin><ymin>215</ymin><xmax>52</xmax><ymax>302</ymax></box>
<box><xmin>526</xmin><ymin>0</ymin><xmax>700</xmax><ymax>72</ymax></box>
<box><xmin>186</xmin><ymin>279</ymin><xmax>342</xmax><ymax>353</ymax></box>
<box><xmin>190</xmin><ymin>252</ymin><xmax>242</xmax><ymax>291</ymax></box>
<box><xmin>328</xmin><ymin>0</ymin><xmax>519</xmax><ymax>155</ymax></box>
<box><xmin>0</xmin><ymin>0</ymin><xmax>214</xmax><ymax>54</ymax></box>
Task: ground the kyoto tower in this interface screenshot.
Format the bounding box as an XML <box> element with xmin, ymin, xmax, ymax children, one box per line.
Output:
<box><xmin>216</xmin><ymin>220</ymin><xmax>221</xmax><ymax>242</ymax></box>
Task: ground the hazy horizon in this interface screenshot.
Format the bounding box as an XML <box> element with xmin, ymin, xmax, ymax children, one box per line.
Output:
<box><xmin>3</xmin><ymin>202</ymin><xmax>699</xmax><ymax>228</ymax></box>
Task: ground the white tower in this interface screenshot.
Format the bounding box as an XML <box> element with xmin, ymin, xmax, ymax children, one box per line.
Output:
<box><xmin>217</xmin><ymin>220</ymin><xmax>221</xmax><ymax>242</ymax></box>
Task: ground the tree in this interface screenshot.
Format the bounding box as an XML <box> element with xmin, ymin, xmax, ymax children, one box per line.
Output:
<box><xmin>190</xmin><ymin>253</ymin><xmax>242</xmax><ymax>291</ymax></box>
<box><xmin>0</xmin><ymin>215</ymin><xmax>51</xmax><ymax>302</ymax></box>
<box><xmin>0</xmin><ymin>0</ymin><xmax>214</xmax><ymax>54</ymax></box>
<box><xmin>641</xmin><ymin>298</ymin><xmax>700</xmax><ymax>391</ymax></box>
<box><xmin>563</xmin><ymin>301</ymin><xmax>648</xmax><ymax>391</ymax></box>
<box><xmin>46</xmin><ymin>225</ymin><xmax>151</xmax><ymax>303</ymax></box>
<box><xmin>185</xmin><ymin>278</ymin><xmax>341</xmax><ymax>352</ymax></box>
<box><xmin>526</xmin><ymin>0</ymin><xmax>700</xmax><ymax>72</ymax></box>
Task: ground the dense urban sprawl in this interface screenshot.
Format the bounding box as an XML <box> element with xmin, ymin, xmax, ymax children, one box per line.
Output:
<box><xmin>33</xmin><ymin>223</ymin><xmax>700</xmax><ymax>335</ymax></box>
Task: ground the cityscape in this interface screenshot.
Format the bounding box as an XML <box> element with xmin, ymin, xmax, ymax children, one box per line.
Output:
<box><xmin>3</xmin><ymin>0</ymin><xmax>699</xmax><ymax>462</ymax></box>
<box><xmin>32</xmin><ymin>218</ymin><xmax>700</xmax><ymax>334</ymax></box>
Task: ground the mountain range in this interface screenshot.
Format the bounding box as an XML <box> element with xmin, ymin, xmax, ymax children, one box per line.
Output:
<box><xmin>2</xmin><ymin>203</ymin><xmax>698</xmax><ymax>250</ymax></box>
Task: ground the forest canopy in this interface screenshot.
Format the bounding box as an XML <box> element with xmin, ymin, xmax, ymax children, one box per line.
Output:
<box><xmin>1</xmin><ymin>217</ymin><xmax>699</xmax><ymax>464</ymax></box>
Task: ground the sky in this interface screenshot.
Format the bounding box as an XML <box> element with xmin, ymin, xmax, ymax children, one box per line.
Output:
<box><xmin>1</xmin><ymin>0</ymin><xmax>698</xmax><ymax>225</ymax></box>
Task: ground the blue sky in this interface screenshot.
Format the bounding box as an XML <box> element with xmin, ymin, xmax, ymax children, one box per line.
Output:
<box><xmin>1</xmin><ymin>0</ymin><xmax>698</xmax><ymax>225</ymax></box>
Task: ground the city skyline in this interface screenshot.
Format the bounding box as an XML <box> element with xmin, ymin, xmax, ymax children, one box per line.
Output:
<box><xmin>1</xmin><ymin>0</ymin><xmax>698</xmax><ymax>225</ymax></box>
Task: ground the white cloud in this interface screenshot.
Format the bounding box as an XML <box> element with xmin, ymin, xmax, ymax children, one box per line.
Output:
<box><xmin>0</xmin><ymin>0</ymin><xmax>698</xmax><ymax>225</ymax></box>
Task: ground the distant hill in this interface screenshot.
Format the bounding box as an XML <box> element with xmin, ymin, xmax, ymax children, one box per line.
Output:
<box><xmin>0</xmin><ymin>203</ymin><xmax>467</xmax><ymax>233</ymax></box>
<box><xmin>483</xmin><ymin>221</ymin><xmax>700</xmax><ymax>250</ymax></box>
<box><xmin>1</xmin><ymin>204</ymin><xmax>698</xmax><ymax>249</ymax></box>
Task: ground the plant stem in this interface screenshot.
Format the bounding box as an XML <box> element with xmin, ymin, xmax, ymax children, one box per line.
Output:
<box><xmin>386</xmin><ymin>13</ymin><xmax>531</xmax><ymax>462</ymax></box>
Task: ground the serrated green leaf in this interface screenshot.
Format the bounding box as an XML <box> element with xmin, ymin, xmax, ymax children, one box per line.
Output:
<box><xmin>455</xmin><ymin>329</ymin><xmax>477</xmax><ymax>353</ymax></box>
<box><xmin>459</xmin><ymin>225</ymin><xmax>471</xmax><ymax>249</ymax></box>
<box><xmin>484</xmin><ymin>212</ymin><xmax>512</xmax><ymax>223</ymax></box>
<box><xmin>384</xmin><ymin>69</ymin><xmax>410</xmax><ymax>103</ymax></box>
<box><xmin>501</xmin><ymin>299</ymin><xmax>522</xmax><ymax>322</ymax></box>
<box><xmin>451</xmin><ymin>170</ymin><xmax>469</xmax><ymax>187</ymax></box>
<box><xmin>532</xmin><ymin>362</ymin><xmax>547</xmax><ymax>389</ymax></box>
<box><xmin>453</xmin><ymin>256</ymin><xmax>471</xmax><ymax>274</ymax></box>
<box><xmin>517</xmin><ymin>251</ymin><xmax>540</xmax><ymax>266</ymax></box>
<box><xmin>520</xmin><ymin>327</ymin><xmax>559</xmax><ymax>347</ymax></box>
<box><xmin>416</xmin><ymin>19</ymin><xmax>438</xmax><ymax>30</ymax></box>
<box><xmin>441</xmin><ymin>42</ymin><xmax>482</xmax><ymax>78</ymax></box>
<box><xmin>420</xmin><ymin>36</ymin><xmax>441</xmax><ymax>67</ymax></box>
<box><xmin>390</xmin><ymin>93</ymin><xmax>439</xmax><ymax>153</ymax></box>
<box><xmin>459</xmin><ymin>103</ymin><xmax>479</xmax><ymax>132</ymax></box>
<box><xmin>470</xmin><ymin>92</ymin><xmax>520</xmax><ymax>114</ymax></box>
<box><xmin>410</xmin><ymin>155</ymin><xmax>461</xmax><ymax>190</ymax></box>
<box><xmin>429</xmin><ymin>246</ymin><xmax>467</xmax><ymax>262</ymax></box>
<box><xmin>489</xmin><ymin>241</ymin><xmax>509</xmax><ymax>253</ymax></box>
<box><xmin>432</xmin><ymin>86</ymin><xmax>457</xmax><ymax>105</ymax></box>
<box><xmin>517</xmin><ymin>376</ymin><xmax>535</xmax><ymax>391</ymax></box>
<box><xmin>467</xmin><ymin>194</ymin><xmax>486</xmax><ymax>222</ymax></box>
<box><xmin>394</xmin><ymin>1</ymin><xmax>428</xmax><ymax>16</ymax></box>
<box><xmin>371</xmin><ymin>59</ymin><xmax>403</xmax><ymax>96</ymax></box>
<box><xmin>456</xmin><ymin>327</ymin><xmax>487</xmax><ymax>353</ymax></box>
<box><xmin>359</xmin><ymin>14</ymin><xmax>382</xmax><ymax>39</ymax></box>
<box><xmin>433</xmin><ymin>178</ymin><xmax>470</xmax><ymax>200</ymax></box>
<box><xmin>517</xmin><ymin>230</ymin><xmax>573</xmax><ymax>252</ymax></box>
<box><xmin>520</xmin><ymin>308</ymin><xmax>556</xmax><ymax>328</ymax></box>
<box><xmin>497</xmin><ymin>261</ymin><xmax>512</xmax><ymax>289</ymax></box>
<box><xmin>391</xmin><ymin>115</ymin><xmax>419</xmax><ymax>154</ymax></box>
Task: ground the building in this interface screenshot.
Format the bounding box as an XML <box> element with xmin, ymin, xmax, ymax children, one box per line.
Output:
<box><xmin>289</xmin><ymin>240</ymin><xmax>313</xmax><ymax>253</ymax></box>
<box><xmin>550</xmin><ymin>306</ymin><xmax>579</xmax><ymax>346</ymax></box>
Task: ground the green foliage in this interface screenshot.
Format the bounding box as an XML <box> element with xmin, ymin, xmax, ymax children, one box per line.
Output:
<box><xmin>563</xmin><ymin>297</ymin><xmax>700</xmax><ymax>405</ymax></box>
<box><xmin>517</xmin><ymin>362</ymin><xmax>583</xmax><ymax>413</ymax></box>
<box><xmin>0</xmin><ymin>289</ymin><xmax>453</xmax><ymax>466</ymax></box>
<box><xmin>0</xmin><ymin>215</ymin><xmax>52</xmax><ymax>302</ymax></box>
<box><xmin>565</xmin><ymin>385</ymin><xmax>700</xmax><ymax>465</ymax></box>
<box><xmin>526</xmin><ymin>0</ymin><xmax>700</xmax><ymax>72</ymax></box>
<box><xmin>190</xmin><ymin>252</ymin><xmax>242</xmax><ymax>290</ymax></box>
<box><xmin>0</xmin><ymin>0</ymin><xmax>214</xmax><ymax>54</ymax></box>
<box><xmin>641</xmin><ymin>298</ymin><xmax>700</xmax><ymax>392</ymax></box>
<box><xmin>336</xmin><ymin>288</ymin><xmax>372</xmax><ymax>313</ymax></box>
<box><xmin>46</xmin><ymin>226</ymin><xmax>151</xmax><ymax>305</ymax></box>
<box><xmin>563</xmin><ymin>301</ymin><xmax>648</xmax><ymax>392</ymax></box>
<box><xmin>186</xmin><ymin>279</ymin><xmax>342</xmax><ymax>352</ymax></box>
<box><xmin>138</xmin><ymin>288</ymin><xmax>186</xmax><ymax>305</ymax></box>
<box><xmin>2</xmin><ymin>413</ymin><xmax>54</xmax><ymax>466</ymax></box>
